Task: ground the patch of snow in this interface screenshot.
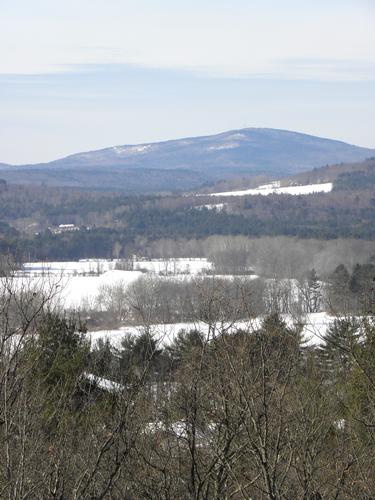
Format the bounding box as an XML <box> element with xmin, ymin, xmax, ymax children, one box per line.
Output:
<box><xmin>82</xmin><ymin>372</ymin><xmax>124</xmax><ymax>393</ymax></box>
<box><xmin>257</xmin><ymin>181</ymin><xmax>281</xmax><ymax>189</ymax></box>
<box><xmin>207</xmin><ymin>143</ymin><xmax>239</xmax><ymax>151</ymax></box>
<box><xmin>196</xmin><ymin>203</ymin><xmax>226</xmax><ymax>211</ymax></box>
<box><xmin>334</xmin><ymin>419</ymin><xmax>346</xmax><ymax>430</ymax></box>
<box><xmin>208</xmin><ymin>182</ymin><xmax>333</xmax><ymax>197</ymax></box>
<box><xmin>112</xmin><ymin>145</ymin><xmax>153</xmax><ymax>155</ymax></box>
<box><xmin>87</xmin><ymin>312</ymin><xmax>333</xmax><ymax>350</ymax></box>
<box><xmin>145</xmin><ymin>420</ymin><xmax>213</xmax><ymax>443</ymax></box>
<box><xmin>227</xmin><ymin>133</ymin><xmax>246</xmax><ymax>140</ymax></box>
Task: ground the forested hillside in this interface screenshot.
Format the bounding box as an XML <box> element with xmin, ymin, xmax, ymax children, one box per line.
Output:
<box><xmin>285</xmin><ymin>157</ymin><xmax>375</xmax><ymax>187</ymax></box>
<box><xmin>1</xmin><ymin>164</ymin><xmax>375</xmax><ymax>260</ymax></box>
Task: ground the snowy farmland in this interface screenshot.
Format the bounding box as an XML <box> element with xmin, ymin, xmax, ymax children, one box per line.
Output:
<box><xmin>14</xmin><ymin>271</ymin><xmax>259</xmax><ymax>310</ymax></box>
<box><xmin>208</xmin><ymin>182</ymin><xmax>333</xmax><ymax>197</ymax></box>
<box><xmin>16</xmin><ymin>258</ymin><xmax>214</xmax><ymax>309</ymax></box>
<box><xmin>6</xmin><ymin>270</ymin><xmax>143</xmax><ymax>309</ymax></box>
<box><xmin>13</xmin><ymin>259</ymin><xmax>334</xmax><ymax>347</ymax></box>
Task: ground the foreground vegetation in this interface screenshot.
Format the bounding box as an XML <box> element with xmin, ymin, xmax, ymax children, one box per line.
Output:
<box><xmin>1</xmin><ymin>259</ymin><xmax>375</xmax><ymax>499</ymax></box>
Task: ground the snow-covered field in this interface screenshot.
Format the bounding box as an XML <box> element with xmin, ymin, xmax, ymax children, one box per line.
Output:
<box><xmin>88</xmin><ymin>312</ymin><xmax>332</xmax><ymax>349</ymax></box>
<box><xmin>6</xmin><ymin>270</ymin><xmax>144</xmax><ymax>309</ymax></box>
<box><xmin>208</xmin><ymin>182</ymin><xmax>333</xmax><ymax>197</ymax></box>
<box><xmin>14</xmin><ymin>259</ymin><xmax>222</xmax><ymax>309</ymax></box>
<box><xmin>13</xmin><ymin>272</ymin><xmax>258</xmax><ymax>309</ymax></box>
<box><xmin>57</xmin><ymin>271</ymin><xmax>143</xmax><ymax>308</ymax></box>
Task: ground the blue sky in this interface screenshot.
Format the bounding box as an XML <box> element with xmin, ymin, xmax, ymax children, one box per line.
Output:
<box><xmin>1</xmin><ymin>0</ymin><xmax>374</xmax><ymax>163</ymax></box>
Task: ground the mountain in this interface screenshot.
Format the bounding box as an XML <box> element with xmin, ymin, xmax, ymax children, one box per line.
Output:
<box><xmin>1</xmin><ymin>128</ymin><xmax>373</xmax><ymax>192</ymax></box>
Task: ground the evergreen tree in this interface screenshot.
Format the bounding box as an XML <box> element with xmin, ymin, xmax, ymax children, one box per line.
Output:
<box><xmin>33</xmin><ymin>312</ymin><xmax>89</xmax><ymax>391</ymax></box>
<box><xmin>250</xmin><ymin>313</ymin><xmax>303</xmax><ymax>378</ymax></box>
<box><xmin>319</xmin><ymin>318</ymin><xmax>360</xmax><ymax>377</ymax></box>
<box><xmin>327</xmin><ymin>264</ymin><xmax>351</xmax><ymax>313</ymax></box>
<box><xmin>118</xmin><ymin>332</ymin><xmax>162</xmax><ymax>382</ymax></box>
<box><xmin>307</xmin><ymin>268</ymin><xmax>322</xmax><ymax>313</ymax></box>
<box><xmin>89</xmin><ymin>338</ymin><xmax>115</xmax><ymax>378</ymax></box>
<box><xmin>166</xmin><ymin>328</ymin><xmax>205</xmax><ymax>367</ymax></box>
<box><xmin>350</xmin><ymin>263</ymin><xmax>375</xmax><ymax>312</ymax></box>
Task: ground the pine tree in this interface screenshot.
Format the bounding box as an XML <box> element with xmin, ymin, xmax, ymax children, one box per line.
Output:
<box><xmin>166</xmin><ymin>328</ymin><xmax>205</xmax><ymax>367</ymax></box>
<box><xmin>327</xmin><ymin>264</ymin><xmax>351</xmax><ymax>313</ymax></box>
<box><xmin>255</xmin><ymin>313</ymin><xmax>304</xmax><ymax>371</ymax></box>
<box><xmin>33</xmin><ymin>312</ymin><xmax>88</xmax><ymax>391</ymax></box>
<box><xmin>350</xmin><ymin>263</ymin><xmax>375</xmax><ymax>312</ymax></box>
<box><xmin>319</xmin><ymin>318</ymin><xmax>360</xmax><ymax>377</ymax></box>
<box><xmin>307</xmin><ymin>268</ymin><xmax>322</xmax><ymax>313</ymax></box>
<box><xmin>89</xmin><ymin>338</ymin><xmax>115</xmax><ymax>378</ymax></box>
<box><xmin>118</xmin><ymin>332</ymin><xmax>162</xmax><ymax>382</ymax></box>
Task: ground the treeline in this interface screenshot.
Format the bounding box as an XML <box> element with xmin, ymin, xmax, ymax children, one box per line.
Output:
<box><xmin>2</xmin><ymin>265</ymin><xmax>375</xmax><ymax>497</ymax></box>
<box><xmin>145</xmin><ymin>236</ymin><xmax>375</xmax><ymax>278</ymax></box>
<box><xmin>2</xmin><ymin>202</ymin><xmax>375</xmax><ymax>262</ymax></box>
<box><xmin>78</xmin><ymin>262</ymin><xmax>375</xmax><ymax>331</ymax></box>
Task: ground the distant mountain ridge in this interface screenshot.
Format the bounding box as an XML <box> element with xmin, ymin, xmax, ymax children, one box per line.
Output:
<box><xmin>1</xmin><ymin>128</ymin><xmax>373</xmax><ymax>192</ymax></box>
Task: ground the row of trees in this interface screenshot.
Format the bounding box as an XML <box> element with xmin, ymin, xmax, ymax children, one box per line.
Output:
<box><xmin>78</xmin><ymin>260</ymin><xmax>374</xmax><ymax>331</ymax></box>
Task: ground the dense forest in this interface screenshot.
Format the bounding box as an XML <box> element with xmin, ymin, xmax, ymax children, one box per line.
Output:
<box><xmin>285</xmin><ymin>157</ymin><xmax>375</xmax><ymax>187</ymax></box>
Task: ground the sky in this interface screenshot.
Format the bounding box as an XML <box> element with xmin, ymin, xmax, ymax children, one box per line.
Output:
<box><xmin>1</xmin><ymin>0</ymin><xmax>374</xmax><ymax>164</ymax></box>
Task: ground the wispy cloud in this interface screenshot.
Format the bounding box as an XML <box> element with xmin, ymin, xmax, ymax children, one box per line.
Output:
<box><xmin>1</xmin><ymin>0</ymin><xmax>374</xmax><ymax>81</ymax></box>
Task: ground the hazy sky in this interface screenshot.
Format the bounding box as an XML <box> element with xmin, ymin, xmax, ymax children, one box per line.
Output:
<box><xmin>1</xmin><ymin>0</ymin><xmax>374</xmax><ymax>164</ymax></box>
